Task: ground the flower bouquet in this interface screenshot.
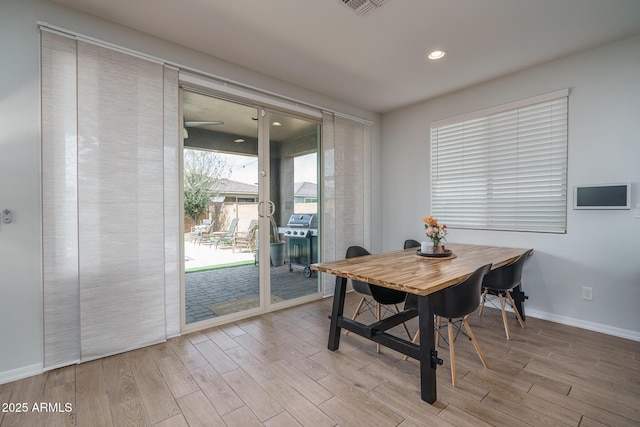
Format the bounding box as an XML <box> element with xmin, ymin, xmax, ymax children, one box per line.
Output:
<box><xmin>423</xmin><ymin>215</ymin><xmax>447</xmax><ymax>253</ymax></box>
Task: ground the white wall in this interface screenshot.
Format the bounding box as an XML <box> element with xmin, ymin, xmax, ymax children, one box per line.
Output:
<box><xmin>0</xmin><ymin>0</ymin><xmax>381</xmax><ymax>381</ymax></box>
<box><xmin>382</xmin><ymin>35</ymin><xmax>640</xmax><ymax>339</ymax></box>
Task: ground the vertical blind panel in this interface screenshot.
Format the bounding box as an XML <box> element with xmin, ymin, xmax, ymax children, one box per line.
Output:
<box><xmin>431</xmin><ymin>95</ymin><xmax>567</xmax><ymax>233</ymax></box>
<box><xmin>320</xmin><ymin>112</ymin><xmax>336</xmax><ymax>296</ymax></box>
<box><xmin>77</xmin><ymin>41</ymin><xmax>166</xmax><ymax>360</ymax></box>
<box><xmin>163</xmin><ymin>67</ymin><xmax>181</xmax><ymax>337</ymax></box>
<box><xmin>363</xmin><ymin>123</ymin><xmax>372</xmax><ymax>250</ymax></box>
<box><xmin>334</xmin><ymin>115</ymin><xmax>367</xmax><ymax>255</ymax></box>
<box><xmin>42</xmin><ymin>31</ymin><xmax>81</xmax><ymax>369</ymax></box>
<box><xmin>320</xmin><ymin>112</ymin><xmax>371</xmax><ymax>296</ymax></box>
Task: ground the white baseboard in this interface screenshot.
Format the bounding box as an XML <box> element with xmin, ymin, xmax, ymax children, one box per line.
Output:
<box><xmin>0</xmin><ymin>363</ymin><xmax>43</xmax><ymax>385</ymax></box>
<box><xmin>524</xmin><ymin>309</ymin><xmax>640</xmax><ymax>342</ymax></box>
<box><xmin>481</xmin><ymin>298</ymin><xmax>640</xmax><ymax>342</ymax></box>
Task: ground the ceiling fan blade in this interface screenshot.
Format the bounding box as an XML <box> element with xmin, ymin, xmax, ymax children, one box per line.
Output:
<box><xmin>184</xmin><ymin>121</ymin><xmax>224</xmax><ymax>127</ymax></box>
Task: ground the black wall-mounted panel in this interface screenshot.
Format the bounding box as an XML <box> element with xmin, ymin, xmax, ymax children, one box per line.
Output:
<box><xmin>574</xmin><ymin>184</ymin><xmax>630</xmax><ymax>209</ymax></box>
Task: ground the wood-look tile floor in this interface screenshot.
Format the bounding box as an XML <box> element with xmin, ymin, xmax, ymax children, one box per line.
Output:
<box><xmin>1</xmin><ymin>292</ymin><xmax>639</xmax><ymax>426</ymax></box>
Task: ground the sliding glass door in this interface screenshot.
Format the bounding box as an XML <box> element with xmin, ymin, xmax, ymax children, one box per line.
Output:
<box><xmin>182</xmin><ymin>90</ymin><xmax>321</xmax><ymax>329</ymax></box>
<box><xmin>266</xmin><ymin>110</ymin><xmax>322</xmax><ymax>306</ymax></box>
<box><xmin>183</xmin><ymin>91</ymin><xmax>260</xmax><ymax>325</ymax></box>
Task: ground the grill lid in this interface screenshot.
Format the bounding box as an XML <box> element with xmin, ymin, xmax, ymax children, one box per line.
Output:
<box><xmin>286</xmin><ymin>213</ymin><xmax>317</xmax><ymax>228</ymax></box>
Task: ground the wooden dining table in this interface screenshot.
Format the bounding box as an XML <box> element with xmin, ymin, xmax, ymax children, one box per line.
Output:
<box><xmin>310</xmin><ymin>243</ymin><xmax>531</xmax><ymax>404</ymax></box>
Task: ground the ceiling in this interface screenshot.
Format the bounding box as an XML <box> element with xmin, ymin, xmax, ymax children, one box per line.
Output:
<box><xmin>51</xmin><ymin>0</ymin><xmax>640</xmax><ymax>113</ymax></box>
<box><xmin>183</xmin><ymin>90</ymin><xmax>318</xmax><ymax>141</ymax></box>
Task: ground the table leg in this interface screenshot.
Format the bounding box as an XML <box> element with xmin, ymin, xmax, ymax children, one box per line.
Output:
<box><xmin>328</xmin><ymin>275</ymin><xmax>347</xmax><ymax>351</ymax></box>
<box><xmin>418</xmin><ymin>295</ymin><xmax>437</xmax><ymax>403</ymax></box>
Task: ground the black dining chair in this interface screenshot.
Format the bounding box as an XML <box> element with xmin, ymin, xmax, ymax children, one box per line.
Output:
<box><xmin>478</xmin><ymin>249</ymin><xmax>533</xmax><ymax>339</ymax></box>
<box><xmin>345</xmin><ymin>245</ymin><xmax>412</xmax><ymax>352</ymax></box>
<box><xmin>405</xmin><ymin>263</ymin><xmax>492</xmax><ymax>386</ymax></box>
<box><xmin>403</xmin><ymin>239</ymin><xmax>421</xmax><ymax>249</ymax></box>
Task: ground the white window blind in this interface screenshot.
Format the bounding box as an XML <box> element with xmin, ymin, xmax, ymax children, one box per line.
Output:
<box><xmin>431</xmin><ymin>90</ymin><xmax>568</xmax><ymax>233</ymax></box>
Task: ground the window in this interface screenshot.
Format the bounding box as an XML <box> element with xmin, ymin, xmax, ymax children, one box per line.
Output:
<box><xmin>430</xmin><ymin>89</ymin><xmax>568</xmax><ymax>233</ymax></box>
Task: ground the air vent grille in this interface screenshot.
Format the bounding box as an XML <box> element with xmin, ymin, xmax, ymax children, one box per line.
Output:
<box><xmin>340</xmin><ymin>0</ymin><xmax>386</xmax><ymax>16</ymax></box>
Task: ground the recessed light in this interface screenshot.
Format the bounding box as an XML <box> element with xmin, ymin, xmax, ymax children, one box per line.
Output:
<box><xmin>234</xmin><ymin>138</ymin><xmax>245</xmax><ymax>143</ymax></box>
<box><xmin>272</xmin><ymin>121</ymin><xmax>282</xmax><ymax>127</ymax></box>
<box><xmin>428</xmin><ymin>50</ymin><xmax>446</xmax><ymax>60</ymax></box>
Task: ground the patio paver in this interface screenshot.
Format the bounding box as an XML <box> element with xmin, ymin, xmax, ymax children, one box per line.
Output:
<box><xmin>185</xmin><ymin>264</ymin><xmax>319</xmax><ymax>323</ymax></box>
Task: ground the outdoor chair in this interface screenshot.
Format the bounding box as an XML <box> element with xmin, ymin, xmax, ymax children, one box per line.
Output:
<box><xmin>345</xmin><ymin>245</ymin><xmax>412</xmax><ymax>353</ymax></box>
<box><xmin>233</xmin><ymin>219</ymin><xmax>258</xmax><ymax>253</ymax></box>
<box><xmin>190</xmin><ymin>220</ymin><xmax>214</xmax><ymax>244</ymax></box>
<box><xmin>209</xmin><ymin>218</ymin><xmax>239</xmax><ymax>249</ymax></box>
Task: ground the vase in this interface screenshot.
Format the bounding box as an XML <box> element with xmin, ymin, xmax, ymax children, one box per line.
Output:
<box><xmin>431</xmin><ymin>244</ymin><xmax>445</xmax><ymax>254</ymax></box>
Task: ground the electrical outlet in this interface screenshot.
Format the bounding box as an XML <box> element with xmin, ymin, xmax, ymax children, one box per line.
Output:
<box><xmin>582</xmin><ymin>286</ymin><xmax>593</xmax><ymax>301</ymax></box>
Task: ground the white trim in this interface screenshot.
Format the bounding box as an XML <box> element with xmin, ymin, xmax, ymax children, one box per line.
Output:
<box><xmin>38</xmin><ymin>22</ymin><xmax>165</xmax><ymax>65</ymax></box>
<box><xmin>180</xmin><ymin>72</ymin><xmax>321</xmax><ymax>119</ymax></box>
<box><xmin>0</xmin><ymin>363</ymin><xmax>43</xmax><ymax>385</ymax></box>
<box><xmin>431</xmin><ymin>88</ymin><xmax>569</xmax><ymax>128</ymax></box>
<box><xmin>481</xmin><ymin>306</ymin><xmax>640</xmax><ymax>342</ymax></box>
<box><xmin>526</xmin><ymin>309</ymin><xmax>640</xmax><ymax>342</ymax></box>
<box><xmin>38</xmin><ymin>22</ymin><xmax>372</xmax><ymax>125</ymax></box>
<box><xmin>324</xmin><ymin>110</ymin><xmax>374</xmax><ymax>126</ymax></box>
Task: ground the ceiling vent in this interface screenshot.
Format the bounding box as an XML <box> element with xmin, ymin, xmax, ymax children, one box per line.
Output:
<box><xmin>340</xmin><ymin>0</ymin><xmax>386</xmax><ymax>16</ymax></box>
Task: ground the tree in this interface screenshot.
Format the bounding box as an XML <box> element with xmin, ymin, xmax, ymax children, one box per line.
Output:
<box><xmin>183</xmin><ymin>149</ymin><xmax>230</xmax><ymax>225</ymax></box>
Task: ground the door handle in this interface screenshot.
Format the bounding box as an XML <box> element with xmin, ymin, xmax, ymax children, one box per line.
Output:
<box><xmin>258</xmin><ymin>201</ymin><xmax>275</xmax><ymax>217</ymax></box>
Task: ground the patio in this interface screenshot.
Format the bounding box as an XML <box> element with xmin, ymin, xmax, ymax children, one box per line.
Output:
<box><xmin>184</xmin><ymin>238</ymin><xmax>255</xmax><ymax>271</ymax></box>
<box><xmin>184</xmin><ymin>239</ymin><xmax>320</xmax><ymax>324</ymax></box>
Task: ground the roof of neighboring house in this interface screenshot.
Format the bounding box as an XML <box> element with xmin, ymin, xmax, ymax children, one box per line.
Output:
<box><xmin>213</xmin><ymin>180</ymin><xmax>317</xmax><ymax>199</ymax></box>
<box><xmin>218</xmin><ymin>179</ymin><xmax>258</xmax><ymax>195</ymax></box>
<box><xmin>294</xmin><ymin>182</ymin><xmax>317</xmax><ymax>197</ymax></box>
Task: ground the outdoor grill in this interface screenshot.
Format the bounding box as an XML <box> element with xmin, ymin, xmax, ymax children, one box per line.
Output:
<box><xmin>281</xmin><ymin>213</ymin><xmax>318</xmax><ymax>278</ymax></box>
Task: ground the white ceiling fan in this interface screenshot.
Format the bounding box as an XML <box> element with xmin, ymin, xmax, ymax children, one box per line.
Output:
<box><xmin>183</xmin><ymin>120</ymin><xmax>224</xmax><ymax>138</ymax></box>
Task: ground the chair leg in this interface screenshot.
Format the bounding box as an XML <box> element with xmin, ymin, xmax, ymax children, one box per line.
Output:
<box><xmin>344</xmin><ymin>296</ymin><xmax>367</xmax><ymax>336</ymax></box>
<box><xmin>448</xmin><ymin>320</ymin><xmax>457</xmax><ymax>386</ymax></box>
<box><xmin>479</xmin><ymin>288</ymin><xmax>488</xmax><ymax>316</ymax></box>
<box><xmin>403</xmin><ymin>313</ymin><xmax>438</xmax><ymax>361</ymax></box>
<box><xmin>506</xmin><ymin>291</ymin><xmax>525</xmax><ymax>329</ymax></box>
<box><xmin>462</xmin><ymin>315</ymin><xmax>488</xmax><ymax>369</ymax></box>
<box><xmin>403</xmin><ymin>328</ymin><xmax>421</xmax><ymax>361</ymax></box>
<box><xmin>394</xmin><ymin>304</ymin><xmax>413</xmax><ymax>340</ymax></box>
<box><xmin>498</xmin><ymin>293</ymin><xmax>511</xmax><ymax>339</ymax></box>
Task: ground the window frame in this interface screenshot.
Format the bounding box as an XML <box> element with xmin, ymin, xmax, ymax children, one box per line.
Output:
<box><xmin>430</xmin><ymin>89</ymin><xmax>569</xmax><ymax>234</ymax></box>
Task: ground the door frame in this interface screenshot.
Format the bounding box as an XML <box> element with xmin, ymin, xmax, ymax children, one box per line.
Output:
<box><xmin>179</xmin><ymin>88</ymin><xmax>323</xmax><ymax>334</ymax></box>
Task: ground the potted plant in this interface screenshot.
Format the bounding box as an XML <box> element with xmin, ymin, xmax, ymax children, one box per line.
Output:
<box><xmin>269</xmin><ymin>215</ymin><xmax>286</xmax><ymax>266</ymax></box>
